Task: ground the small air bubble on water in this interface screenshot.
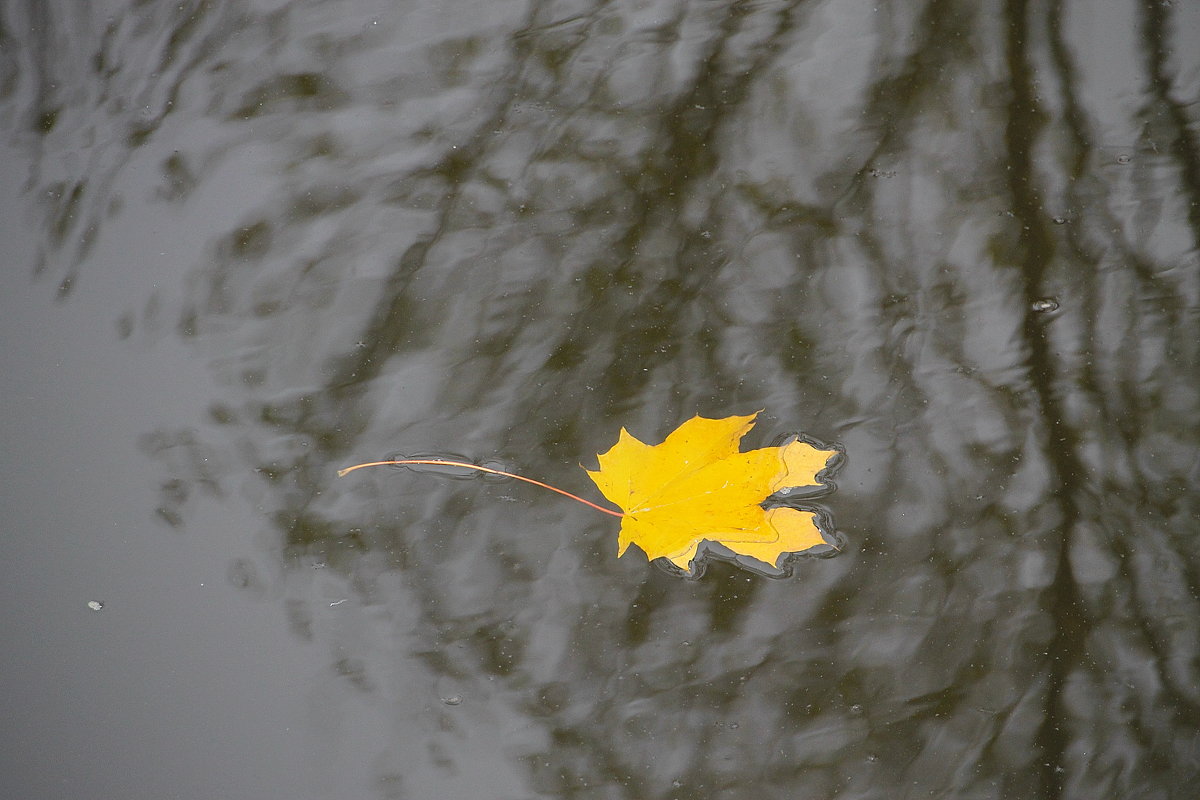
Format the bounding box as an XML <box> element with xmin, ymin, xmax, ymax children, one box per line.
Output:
<box><xmin>1116</xmin><ymin>153</ymin><xmax>1131</xmax><ymax>164</ymax></box>
<box><xmin>1052</xmin><ymin>216</ymin><xmax>1067</xmax><ymax>224</ymax></box>
<box><xmin>441</xmin><ymin>694</ymin><xmax>463</xmax><ymax>706</ymax></box>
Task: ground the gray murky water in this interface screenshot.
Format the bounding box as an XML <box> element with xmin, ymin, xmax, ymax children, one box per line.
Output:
<box><xmin>2</xmin><ymin>1</ymin><xmax>1198</xmax><ymax>798</ymax></box>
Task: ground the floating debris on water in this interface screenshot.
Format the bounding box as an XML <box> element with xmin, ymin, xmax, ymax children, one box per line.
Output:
<box><xmin>87</xmin><ymin>600</ymin><xmax>104</xmax><ymax>611</ymax></box>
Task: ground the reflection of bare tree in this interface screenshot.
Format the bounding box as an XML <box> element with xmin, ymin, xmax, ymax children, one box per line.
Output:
<box><xmin>9</xmin><ymin>0</ymin><xmax>1199</xmax><ymax>796</ymax></box>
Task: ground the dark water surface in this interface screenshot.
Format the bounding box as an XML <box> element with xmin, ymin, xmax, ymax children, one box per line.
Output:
<box><xmin>2</xmin><ymin>1</ymin><xmax>1198</xmax><ymax>798</ymax></box>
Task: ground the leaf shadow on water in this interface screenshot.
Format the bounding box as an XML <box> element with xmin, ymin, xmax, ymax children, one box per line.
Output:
<box><xmin>12</xmin><ymin>0</ymin><xmax>1200</xmax><ymax>797</ymax></box>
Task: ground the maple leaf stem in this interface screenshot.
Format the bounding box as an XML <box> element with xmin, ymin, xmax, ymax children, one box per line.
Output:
<box><xmin>337</xmin><ymin>459</ymin><xmax>625</xmax><ymax>518</ymax></box>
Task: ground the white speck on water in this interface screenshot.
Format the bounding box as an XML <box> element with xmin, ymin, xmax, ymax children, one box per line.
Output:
<box><xmin>87</xmin><ymin>600</ymin><xmax>104</xmax><ymax>611</ymax></box>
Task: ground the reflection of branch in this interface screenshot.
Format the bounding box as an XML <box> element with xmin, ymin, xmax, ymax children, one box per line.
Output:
<box><xmin>1046</xmin><ymin>0</ymin><xmax>1200</xmax><ymax>726</ymax></box>
<box><xmin>1003</xmin><ymin>2</ymin><xmax>1090</xmax><ymax>796</ymax></box>
<box><xmin>847</xmin><ymin>0</ymin><xmax>973</xmax><ymax>191</ymax></box>
<box><xmin>1141</xmin><ymin>0</ymin><xmax>1200</xmax><ymax>243</ymax></box>
<box><xmin>18</xmin><ymin>2</ymin><xmax>245</xmax><ymax>298</ymax></box>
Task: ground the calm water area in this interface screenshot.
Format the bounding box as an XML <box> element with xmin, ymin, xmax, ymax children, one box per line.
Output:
<box><xmin>1</xmin><ymin>1</ymin><xmax>1198</xmax><ymax>798</ymax></box>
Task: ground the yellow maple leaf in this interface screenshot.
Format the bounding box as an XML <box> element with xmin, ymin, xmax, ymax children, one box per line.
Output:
<box><xmin>337</xmin><ymin>412</ymin><xmax>840</xmax><ymax>576</ymax></box>
<box><xmin>586</xmin><ymin>412</ymin><xmax>839</xmax><ymax>572</ymax></box>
